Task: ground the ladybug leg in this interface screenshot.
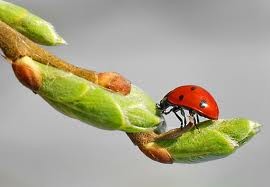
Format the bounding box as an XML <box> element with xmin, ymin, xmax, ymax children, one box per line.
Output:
<box><xmin>188</xmin><ymin>110</ymin><xmax>200</xmax><ymax>130</ymax></box>
<box><xmin>163</xmin><ymin>107</ymin><xmax>174</xmax><ymax>115</ymax></box>
<box><xmin>188</xmin><ymin>110</ymin><xmax>196</xmax><ymax>124</ymax></box>
<box><xmin>193</xmin><ymin>114</ymin><xmax>200</xmax><ymax>131</ymax></box>
<box><xmin>196</xmin><ymin>114</ymin><xmax>200</xmax><ymax>124</ymax></box>
<box><xmin>172</xmin><ymin>110</ymin><xmax>184</xmax><ymax>129</ymax></box>
<box><xmin>180</xmin><ymin>108</ymin><xmax>187</xmax><ymax>126</ymax></box>
<box><xmin>156</xmin><ymin>103</ymin><xmax>161</xmax><ymax>110</ymax></box>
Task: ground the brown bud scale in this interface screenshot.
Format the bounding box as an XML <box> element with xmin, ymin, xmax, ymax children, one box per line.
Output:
<box><xmin>139</xmin><ymin>144</ymin><xmax>173</xmax><ymax>164</ymax></box>
<box><xmin>12</xmin><ymin>58</ymin><xmax>42</xmax><ymax>91</ymax></box>
<box><xmin>98</xmin><ymin>72</ymin><xmax>131</xmax><ymax>95</ymax></box>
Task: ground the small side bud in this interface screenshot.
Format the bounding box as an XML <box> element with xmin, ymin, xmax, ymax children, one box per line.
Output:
<box><xmin>12</xmin><ymin>56</ymin><xmax>42</xmax><ymax>91</ymax></box>
<box><xmin>98</xmin><ymin>72</ymin><xmax>131</xmax><ymax>95</ymax></box>
<box><xmin>140</xmin><ymin>144</ymin><xmax>173</xmax><ymax>164</ymax></box>
<box><xmin>127</xmin><ymin>131</ymin><xmax>173</xmax><ymax>164</ymax></box>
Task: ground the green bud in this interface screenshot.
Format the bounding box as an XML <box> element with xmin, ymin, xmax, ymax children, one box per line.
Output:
<box><xmin>13</xmin><ymin>57</ymin><xmax>161</xmax><ymax>132</ymax></box>
<box><xmin>154</xmin><ymin>118</ymin><xmax>261</xmax><ymax>163</ymax></box>
<box><xmin>0</xmin><ymin>0</ymin><xmax>66</xmax><ymax>45</ymax></box>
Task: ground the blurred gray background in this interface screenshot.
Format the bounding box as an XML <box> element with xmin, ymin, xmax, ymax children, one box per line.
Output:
<box><xmin>0</xmin><ymin>0</ymin><xmax>269</xmax><ymax>186</ymax></box>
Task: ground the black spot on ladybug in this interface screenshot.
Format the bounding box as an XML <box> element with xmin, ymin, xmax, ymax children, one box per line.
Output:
<box><xmin>191</xmin><ymin>86</ymin><xmax>197</xmax><ymax>91</ymax></box>
<box><xmin>200</xmin><ymin>100</ymin><xmax>208</xmax><ymax>108</ymax></box>
<box><xmin>179</xmin><ymin>95</ymin><xmax>184</xmax><ymax>101</ymax></box>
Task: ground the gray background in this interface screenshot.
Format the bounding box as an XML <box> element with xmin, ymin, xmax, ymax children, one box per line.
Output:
<box><xmin>0</xmin><ymin>0</ymin><xmax>269</xmax><ymax>186</ymax></box>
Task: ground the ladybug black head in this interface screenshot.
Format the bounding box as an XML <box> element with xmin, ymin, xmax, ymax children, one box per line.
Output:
<box><xmin>157</xmin><ymin>97</ymin><xmax>170</xmax><ymax>112</ymax></box>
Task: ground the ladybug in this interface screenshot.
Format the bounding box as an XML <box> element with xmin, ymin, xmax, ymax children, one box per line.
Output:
<box><xmin>157</xmin><ymin>85</ymin><xmax>219</xmax><ymax>129</ymax></box>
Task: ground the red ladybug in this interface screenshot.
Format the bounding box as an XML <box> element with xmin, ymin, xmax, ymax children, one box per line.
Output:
<box><xmin>157</xmin><ymin>85</ymin><xmax>219</xmax><ymax>128</ymax></box>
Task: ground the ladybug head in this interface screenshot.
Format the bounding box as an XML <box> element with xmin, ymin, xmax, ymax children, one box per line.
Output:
<box><xmin>157</xmin><ymin>97</ymin><xmax>170</xmax><ymax>112</ymax></box>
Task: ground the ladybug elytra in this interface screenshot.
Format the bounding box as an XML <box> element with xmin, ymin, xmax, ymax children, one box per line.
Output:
<box><xmin>157</xmin><ymin>85</ymin><xmax>219</xmax><ymax>129</ymax></box>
